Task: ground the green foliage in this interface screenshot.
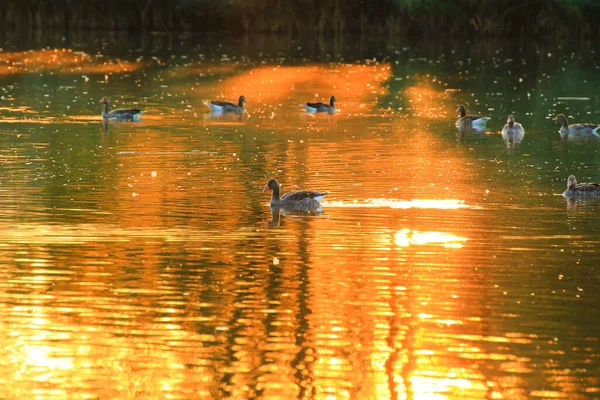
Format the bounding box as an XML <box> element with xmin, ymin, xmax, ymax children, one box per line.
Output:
<box><xmin>0</xmin><ymin>0</ymin><xmax>599</xmax><ymax>36</ymax></box>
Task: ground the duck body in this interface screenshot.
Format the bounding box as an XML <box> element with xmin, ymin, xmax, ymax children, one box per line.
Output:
<box><xmin>501</xmin><ymin>114</ymin><xmax>525</xmax><ymax>144</ymax></box>
<box><xmin>563</xmin><ymin>175</ymin><xmax>600</xmax><ymax>198</ymax></box>
<box><xmin>302</xmin><ymin>95</ymin><xmax>336</xmax><ymax>114</ymax></box>
<box><xmin>263</xmin><ymin>178</ymin><xmax>328</xmax><ymax>209</ymax></box>
<box><xmin>204</xmin><ymin>95</ymin><xmax>246</xmax><ymax>114</ymax></box>
<box><xmin>100</xmin><ymin>97</ymin><xmax>144</xmax><ymax>121</ymax></box>
<box><xmin>553</xmin><ymin>114</ymin><xmax>600</xmax><ymax>139</ymax></box>
<box><xmin>456</xmin><ymin>105</ymin><xmax>490</xmax><ymax>128</ymax></box>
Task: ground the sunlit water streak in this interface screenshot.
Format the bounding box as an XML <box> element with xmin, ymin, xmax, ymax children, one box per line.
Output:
<box><xmin>325</xmin><ymin>199</ymin><xmax>476</xmax><ymax>209</ymax></box>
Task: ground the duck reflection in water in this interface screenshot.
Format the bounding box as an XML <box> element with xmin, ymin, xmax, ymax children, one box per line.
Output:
<box><xmin>264</xmin><ymin>205</ymin><xmax>325</xmax><ymax>229</ymax></box>
<box><xmin>565</xmin><ymin>197</ymin><xmax>600</xmax><ymax>212</ymax></box>
<box><xmin>456</xmin><ymin>125</ymin><xmax>488</xmax><ymax>143</ymax></box>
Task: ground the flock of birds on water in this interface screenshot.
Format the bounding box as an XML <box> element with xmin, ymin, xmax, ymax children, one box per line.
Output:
<box><xmin>100</xmin><ymin>94</ymin><xmax>600</xmax><ymax>208</ymax></box>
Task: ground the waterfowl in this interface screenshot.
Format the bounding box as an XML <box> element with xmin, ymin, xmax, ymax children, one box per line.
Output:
<box><xmin>562</xmin><ymin>175</ymin><xmax>600</xmax><ymax>198</ymax></box>
<box><xmin>263</xmin><ymin>178</ymin><xmax>328</xmax><ymax>208</ymax></box>
<box><xmin>301</xmin><ymin>96</ymin><xmax>336</xmax><ymax>113</ymax></box>
<box><xmin>501</xmin><ymin>114</ymin><xmax>525</xmax><ymax>144</ymax></box>
<box><xmin>100</xmin><ymin>97</ymin><xmax>144</xmax><ymax>121</ymax></box>
<box><xmin>456</xmin><ymin>105</ymin><xmax>490</xmax><ymax>128</ymax></box>
<box><xmin>552</xmin><ymin>114</ymin><xmax>600</xmax><ymax>138</ymax></box>
<box><xmin>204</xmin><ymin>95</ymin><xmax>246</xmax><ymax>114</ymax></box>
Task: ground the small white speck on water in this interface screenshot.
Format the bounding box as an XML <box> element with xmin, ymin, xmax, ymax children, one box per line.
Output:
<box><xmin>273</xmin><ymin>257</ymin><xmax>280</xmax><ymax>265</ymax></box>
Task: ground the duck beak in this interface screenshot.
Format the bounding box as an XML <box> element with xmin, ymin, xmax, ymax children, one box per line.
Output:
<box><xmin>262</xmin><ymin>185</ymin><xmax>270</xmax><ymax>192</ymax></box>
<box><xmin>552</xmin><ymin>116</ymin><xmax>557</xmax><ymax>121</ymax></box>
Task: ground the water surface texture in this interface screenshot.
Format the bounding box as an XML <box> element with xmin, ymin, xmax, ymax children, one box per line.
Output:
<box><xmin>0</xmin><ymin>33</ymin><xmax>599</xmax><ymax>399</ymax></box>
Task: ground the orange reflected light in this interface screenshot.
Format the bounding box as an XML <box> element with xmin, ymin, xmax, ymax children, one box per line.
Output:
<box><xmin>394</xmin><ymin>229</ymin><xmax>468</xmax><ymax>248</ymax></box>
<box><xmin>404</xmin><ymin>82</ymin><xmax>450</xmax><ymax>119</ymax></box>
<box><xmin>0</xmin><ymin>49</ymin><xmax>143</xmax><ymax>75</ymax></box>
<box><xmin>206</xmin><ymin>63</ymin><xmax>391</xmax><ymax>114</ymax></box>
<box><xmin>0</xmin><ymin>106</ymin><xmax>36</xmax><ymax>113</ymax></box>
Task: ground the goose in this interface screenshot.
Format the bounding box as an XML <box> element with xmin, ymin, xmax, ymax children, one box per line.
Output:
<box><xmin>501</xmin><ymin>114</ymin><xmax>525</xmax><ymax>144</ymax></box>
<box><xmin>100</xmin><ymin>97</ymin><xmax>144</xmax><ymax>121</ymax></box>
<box><xmin>301</xmin><ymin>96</ymin><xmax>336</xmax><ymax>113</ymax></box>
<box><xmin>204</xmin><ymin>95</ymin><xmax>246</xmax><ymax>114</ymax></box>
<box><xmin>562</xmin><ymin>175</ymin><xmax>600</xmax><ymax>198</ymax></box>
<box><xmin>263</xmin><ymin>178</ymin><xmax>328</xmax><ymax>208</ymax></box>
<box><xmin>456</xmin><ymin>105</ymin><xmax>490</xmax><ymax>128</ymax></box>
<box><xmin>552</xmin><ymin>114</ymin><xmax>600</xmax><ymax>138</ymax></box>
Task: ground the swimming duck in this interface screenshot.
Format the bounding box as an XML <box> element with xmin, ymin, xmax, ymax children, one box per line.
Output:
<box><xmin>501</xmin><ymin>114</ymin><xmax>525</xmax><ymax>144</ymax></box>
<box><xmin>301</xmin><ymin>96</ymin><xmax>336</xmax><ymax>113</ymax></box>
<box><xmin>263</xmin><ymin>178</ymin><xmax>328</xmax><ymax>208</ymax></box>
<box><xmin>100</xmin><ymin>97</ymin><xmax>144</xmax><ymax>121</ymax></box>
<box><xmin>456</xmin><ymin>105</ymin><xmax>490</xmax><ymax>128</ymax></box>
<box><xmin>562</xmin><ymin>175</ymin><xmax>600</xmax><ymax>198</ymax></box>
<box><xmin>204</xmin><ymin>95</ymin><xmax>246</xmax><ymax>114</ymax></box>
<box><xmin>552</xmin><ymin>114</ymin><xmax>600</xmax><ymax>138</ymax></box>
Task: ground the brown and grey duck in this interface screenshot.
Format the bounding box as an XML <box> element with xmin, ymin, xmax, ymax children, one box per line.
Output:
<box><xmin>501</xmin><ymin>114</ymin><xmax>525</xmax><ymax>144</ymax></box>
<box><xmin>100</xmin><ymin>97</ymin><xmax>144</xmax><ymax>121</ymax></box>
<box><xmin>301</xmin><ymin>96</ymin><xmax>336</xmax><ymax>113</ymax></box>
<box><xmin>263</xmin><ymin>178</ymin><xmax>328</xmax><ymax>208</ymax></box>
<box><xmin>562</xmin><ymin>175</ymin><xmax>600</xmax><ymax>198</ymax></box>
<box><xmin>204</xmin><ymin>95</ymin><xmax>246</xmax><ymax>114</ymax></box>
<box><xmin>552</xmin><ymin>114</ymin><xmax>600</xmax><ymax>139</ymax></box>
<box><xmin>456</xmin><ymin>105</ymin><xmax>490</xmax><ymax>128</ymax></box>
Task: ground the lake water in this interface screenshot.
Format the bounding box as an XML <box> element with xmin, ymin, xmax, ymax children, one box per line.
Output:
<box><xmin>0</xmin><ymin>31</ymin><xmax>599</xmax><ymax>399</ymax></box>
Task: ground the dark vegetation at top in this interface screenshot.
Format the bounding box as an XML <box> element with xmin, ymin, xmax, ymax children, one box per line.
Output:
<box><xmin>1</xmin><ymin>0</ymin><xmax>600</xmax><ymax>37</ymax></box>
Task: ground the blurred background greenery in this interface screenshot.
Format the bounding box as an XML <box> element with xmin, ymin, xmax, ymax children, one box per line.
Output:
<box><xmin>1</xmin><ymin>0</ymin><xmax>599</xmax><ymax>37</ymax></box>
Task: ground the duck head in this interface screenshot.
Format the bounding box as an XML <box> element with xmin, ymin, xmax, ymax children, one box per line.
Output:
<box><xmin>330</xmin><ymin>96</ymin><xmax>336</xmax><ymax>106</ymax></box>
<box><xmin>456</xmin><ymin>105</ymin><xmax>466</xmax><ymax>117</ymax></box>
<box><xmin>263</xmin><ymin>178</ymin><xmax>280</xmax><ymax>192</ymax></box>
<box><xmin>567</xmin><ymin>175</ymin><xmax>577</xmax><ymax>188</ymax></box>
<box><xmin>507</xmin><ymin>114</ymin><xmax>515</xmax><ymax>128</ymax></box>
<box><xmin>552</xmin><ymin>114</ymin><xmax>569</xmax><ymax>128</ymax></box>
<box><xmin>100</xmin><ymin>97</ymin><xmax>109</xmax><ymax>104</ymax></box>
<box><xmin>238</xmin><ymin>95</ymin><xmax>246</xmax><ymax>106</ymax></box>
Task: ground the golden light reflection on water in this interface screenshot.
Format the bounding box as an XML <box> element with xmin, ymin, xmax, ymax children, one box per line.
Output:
<box><xmin>394</xmin><ymin>229</ymin><xmax>468</xmax><ymax>248</ymax></box>
<box><xmin>410</xmin><ymin>375</ymin><xmax>488</xmax><ymax>400</ymax></box>
<box><xmin>404</xmin><ymin>82</ymin><xmax>451</xmax><ymax>119</ymax></box>
<box><xmin>0</xmin><ymin>117</ymin><xmax>56</xmax><ymax>124</ymax></box>
<box><xmin>0</xmin><ymin>48</ymin><xmax>143</xmax><ymax>74</ymax></box>
<box><xmin>1</xmin><ymin>39</ymin><xmax>599</xmax><ymax>400</ymax></box>
<box><xmin>195</xmin><ymin>63</ymin><xmax>391</xmax><ymax>115</ymax></box>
